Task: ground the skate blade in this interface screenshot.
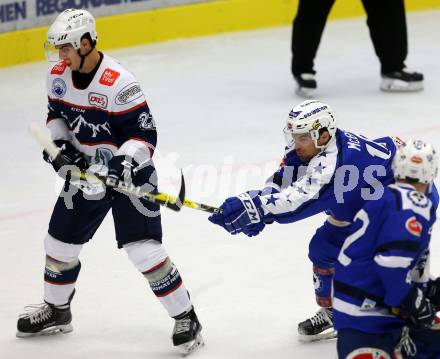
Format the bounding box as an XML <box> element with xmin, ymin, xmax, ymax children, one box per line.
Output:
<box><xmin>380</xmin><ymin>79</ymin><xmax>423</xmax><ymax>92</ymax></box>
<box><xmin>16</xmin><ymin>324</ymin><xmax>73</xmax><ymax>338</ymax></box>
<box><xmin>295</xmin><ymin>86</ymin><xmax>316</xmax><ymax>98</ymax></box>
<box><xmin>298</xmin><ymin>329</ymin><xmax>337</xmax><ymax>343</ymax></box>
<box><xmin>176</xmin><ymin>333</ymin><xmax>205</xmax><ymax>356</ymax></box>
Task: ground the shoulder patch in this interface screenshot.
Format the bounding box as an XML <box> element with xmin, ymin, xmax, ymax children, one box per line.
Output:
<box><xmin>405</xmin><ymin>216</ymin><xmax>422</xmax><ymax>237</ymax></box>
<box><xmin>407</xmin><ymin>191</ymin><xmax>429</xmax><ymax>208</ymax></box>
<box><xmin>51</xmin><ymin>78</ymin><xmax>67</xmax><ymax>98</ymax></box>
<box><xmin>99</xmin><ymin>68</ymin><xmax>120</xmax><ymax>86</ymax></box>
<box><xmin>115</xmin><ymin>82</ymin><xmax>143</xmax><ymax>105</ymax></box>
<box><xmin>51</xmin><ymin>61</ymin><xmax>67</xmax><ymax>75</ymax></box>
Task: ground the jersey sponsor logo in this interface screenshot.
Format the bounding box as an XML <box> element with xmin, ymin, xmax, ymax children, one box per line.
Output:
<box><xmin>99</xmin><ymin>68</ymin><xmax>120</xmax><ymax>86</ymax></box>
<box><xmin>115</xmin><ymin>82</ymin><xmax>143</xmax><ymax>105</ymax></box>
<box><xmin>51</xmin><ymin>78</ymin><xmax>67</xmax><ymax>98</ymax></box>
<box><xmin>51</xmin><ymin>61</ymin><xmax>67</xmax><ymax>75</ymax></box>
<box><xmin>406</xmin><ymin>216</ymin><xmax>422</xmax><ymax>237</ymax></box>
<box><xmin>138</xmin><ymin>111</ymin><xmax>156</xmax><ymax>131</ymax></box>
<box><xmin>88</xmin><ymin>92</ymin><xmax>108</xmax><ymax>109</ymax></box>
<box><xmin>71</xmin><ymin>114</ymin><xmax>111</xmax><ymax>138</ymax></box>
<box><xmin>346</xmin><ymin>348</ymin><xmax>390</xmax><ymax>359</ymax></box>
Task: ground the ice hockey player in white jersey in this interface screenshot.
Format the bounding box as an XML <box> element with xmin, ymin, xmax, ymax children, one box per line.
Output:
<box><xmin>334</xmin><ymin>139</ymin><xmax>440</xmax><ymax>358</ymax></box>
<box><xmin>16</xmin><ymin>9</ymin><xmax>203</xmax><ymax>355</ymax></box>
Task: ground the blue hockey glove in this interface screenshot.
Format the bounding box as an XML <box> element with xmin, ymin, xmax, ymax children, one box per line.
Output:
<box><xmin>43</xmin><ymin>140</ymin><xmax>89</xmax><ymax>173</ymax></box>
<box><xmin>106</xmin><ymin>155</ymin><xmax>139</xmax><ymax>189</ymax></box>
<box><xmin>400</xmin><ymin>286</ymin><xmax>436</xmax><ymax>329</ymax></box>
<box><xmin>208</xmin><ymin>192</ymin><xmax>265</xmax><ymax>236</ymax></box>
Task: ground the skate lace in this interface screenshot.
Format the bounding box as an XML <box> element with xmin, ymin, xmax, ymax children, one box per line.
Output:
<box><xmin>175</xmin><ymin>318</ymin><xmax>191</xmax><ymax>335</ymax></box>
<box><xmin>310</xmin><ymin>309</ymin><xmax>330</xmax><ymax>326</ymax></box>
<box><xmin>20</xmin><ymin>303</ymin><xmax>53</xmax><ymax>325</ymax></box>
<box><xmin>395</xmin><ymin>327</ymin><xmax>417</xmax><ymax>357</ymax></box>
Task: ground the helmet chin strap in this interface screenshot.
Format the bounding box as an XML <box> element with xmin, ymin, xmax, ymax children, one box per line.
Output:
<box><xmin>77</xmin><ymin>46</ymin><xmax>94</xmax><ymax>71</ymax></box>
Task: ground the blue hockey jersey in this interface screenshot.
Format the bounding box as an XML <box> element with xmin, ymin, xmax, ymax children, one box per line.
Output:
<box><xmin>332</xmin><ymin>183</ymin><xmax>436</xmax><ymax>333</ymax></box>
<box><xmin>260</xmin><ymin>129</ymin><xmax>397</xmax><ymax>223</ymax></box>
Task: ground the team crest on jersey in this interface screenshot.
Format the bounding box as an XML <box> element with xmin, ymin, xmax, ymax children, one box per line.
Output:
<box><xmin>51</xmin><ymin>78</ymin><xmax>67</xmax><ymax>98</ymax></box>
<box><xmin>138</xmin><ymin>112</ymin><xmax>155</xmax><ymax>131</ymax></box>
<box><xmin>99</xmin><ymin>68</ymin><xmax>120</xmax><ymax>86</ymax></box>
<box><xmin>115</xmin><ymin>82</ymin><xmax>143</xmax><ymax>105</ymax></box>
<box><xmin>88</xmin><ymin>92</ymin><xmax>108</xmax><ymax>109</ymax></box>
<box><xmin>51</xmin><ymin>61</ymin><xmax>67</xmax><ymax>75</ymax></box>
<box><xmin>405</xmin><ymin>216</ymin><xmax>422</xmax><ymax>237</ymax></box>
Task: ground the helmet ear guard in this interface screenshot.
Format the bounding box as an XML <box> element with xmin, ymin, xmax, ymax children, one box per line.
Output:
<box><xmin>283</xmin><ymin>100</ymin><xmax>337</xmax><ymax>149</ymax></box>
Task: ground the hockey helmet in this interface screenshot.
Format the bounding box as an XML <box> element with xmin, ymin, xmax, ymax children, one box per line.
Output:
<box><xmin>392</xmin><ymin>139</ymin><xmax>438</xmax><ymax>184</ymax></box>
<box><xmin>45</xmin><ymin>9</ymin><xmax>97</xmax><ymax>60</ymax></box>
<box><xmin>283</xmin><ymin>100</ymin><xmax>337</xmax><ymax>149</ymax></box>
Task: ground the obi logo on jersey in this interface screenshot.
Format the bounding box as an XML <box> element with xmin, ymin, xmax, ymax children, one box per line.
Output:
<box><xmin>115</xmin><ymin>82</ymin><xmax>143</xmax><ymax>105</ymax></box>
<box><xmin>88</xmin><ymin>92</ymin><xmax>108</xmax><ymax>109</ymax></box>
<box><xmin>99</xmin><ymin>68</ymin><xmax>120</xmax><ymax>86</ymax></box>
<box><xmin>405</xmin><ymin>216</ymin><xmax>422</xmax><ymax>237</ymax></box>
<box><xmin>51</xmin><ymin>78</ymin><xmax>67</xmax><ymax>98</ymax></box>
<box><xmin>138</xmin><ymin>112</ymin><xmax>156</xmax><ymax>131</ymax></box>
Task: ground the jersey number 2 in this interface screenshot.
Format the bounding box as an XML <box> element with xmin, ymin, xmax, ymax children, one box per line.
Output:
<box><xmin>338</xmin><ymin>209</ymin><xmax>370</xmax><ymax>266</ymax></box>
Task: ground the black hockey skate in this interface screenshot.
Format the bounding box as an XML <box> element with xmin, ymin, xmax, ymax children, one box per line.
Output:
<box><xmin>298</xmin><ymin>307</ymin><xmax>337</xmax><ymax>342</ymax></box>
<box><xmin>294</xmin><ymin>73</ymin><xmax>317</xmax><ymax>98</ymax></box>
<box><xmin>172</xmin><ymin>307</ymin><xmax>204</xmax><ymax>355</ymax></box>
<box><xmin>17</xmin><ymin>290</ymin><xmax>74</xmax><ymax>338</ymax></box>
<box><xmin>380</xmin><ymin>68</ymin><xmax>424</xmax><ymax>92</ymax></box>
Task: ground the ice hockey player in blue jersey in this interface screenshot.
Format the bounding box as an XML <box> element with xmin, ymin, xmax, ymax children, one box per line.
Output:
<box><xmin>16</xmin><ymin>9</ymin><xmax>203</xmax><ymax>355</ymax></box>
<box><xmin>209</xmin><ymin>100</ymin><xmax>438</xmax><ymax>341</ymax></box>
<box><xmin>334</xmin><ymin>139</ymin><xmax>439</xmax><ymax>359</ymax></box>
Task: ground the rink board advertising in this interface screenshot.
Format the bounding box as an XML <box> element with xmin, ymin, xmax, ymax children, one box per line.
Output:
<box><xmin>0</xmin><ymin>0</ymin><xmax>216</xmax><ymax>32</ymax></box>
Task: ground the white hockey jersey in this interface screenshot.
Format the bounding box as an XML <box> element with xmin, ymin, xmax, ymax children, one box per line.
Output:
<box><xmin>46</xmin><ymin>54</ymin><xmax>156</xmax><ymax>168</ymax></box>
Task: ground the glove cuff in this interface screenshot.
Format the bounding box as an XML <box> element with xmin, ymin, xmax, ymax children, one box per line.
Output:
<box><xmin>237</xmin><ymin>192</ymin><xmax>263</xmax><ymax>224</ymax></box>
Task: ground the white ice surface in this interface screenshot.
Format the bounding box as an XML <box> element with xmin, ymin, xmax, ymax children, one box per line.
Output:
<box><xmin>1</xmin><ymin>10</ymin><xmax>440</xmax><ymax>359</ymax></box>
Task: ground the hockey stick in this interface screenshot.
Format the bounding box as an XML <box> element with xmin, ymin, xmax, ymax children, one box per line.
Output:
<box><xmin>29</xmin><ymin>122</ymin><xmax>184</xmax><ymax>211</ymax></box>
<box><xmin>29</xmin><ymin>122</ymin><xmax>222</xmax><ymax>214</ymax></box>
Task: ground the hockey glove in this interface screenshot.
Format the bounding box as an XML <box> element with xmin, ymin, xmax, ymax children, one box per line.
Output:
<box><xmin>208</xmin><ymin>192</ymin><xmax>265</xmax><ymax>236</ymax></box>
<box><xmin>400</xmin><ymin>286</ymin><xmax>436</xmax><ymax>329</ymax></box>
<box><xmin>106</xmin><ymin>155</ymin><xmax>139</xmax><ymax>189</ymax></box>
<box><xmin>43</xmin><ymin>140</ymin><xmax>89</xmax><ymax>173</ymax></box>
<box><xmin>427</xmin><ymin>277</ymin><xmax>440</xmax><ymax>310</ymax></box>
